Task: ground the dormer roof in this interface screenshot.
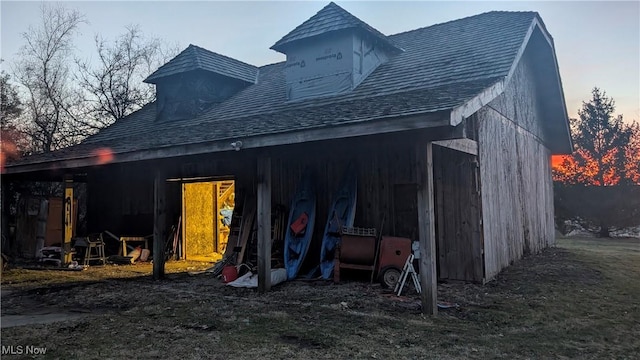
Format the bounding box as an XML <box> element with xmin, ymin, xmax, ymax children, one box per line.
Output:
<box><xmin>270</xmin><ymin>2</ymin><xmax>402</xmax><ymax>54</ymax></box>
<box><xmin>144</xmin><ymin>44</ymin><xmax>259</xmax><ymax>84</ymax></box>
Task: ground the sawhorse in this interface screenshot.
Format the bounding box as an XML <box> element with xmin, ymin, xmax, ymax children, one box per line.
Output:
<box><xmin>394</xmin><ymin>254</ymin><xmax>421</xmax><ymax>296</ymax></box>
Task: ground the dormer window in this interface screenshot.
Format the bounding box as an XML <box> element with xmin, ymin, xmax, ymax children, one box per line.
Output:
<box><xmin>270</xmin><ymin>2</ymin><xmax>402</xmax><ymax>101</ymax></box>
<box><xmin>144</xmin><ymin>45</ymin><xmax>258</xmax><ymax>122</ymax></box>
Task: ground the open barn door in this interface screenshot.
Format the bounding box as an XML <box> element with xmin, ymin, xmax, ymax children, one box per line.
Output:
<box><xmin>181</xmin><ymin>180</ymin><xmax>235</xmax><ymax>262</ymax></box>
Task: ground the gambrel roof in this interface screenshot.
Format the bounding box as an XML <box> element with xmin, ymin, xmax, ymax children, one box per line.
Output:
<box><xmin>4</xmin><ymin>5</ymin><xmax>571</xmax><ymax>174</ymax></box>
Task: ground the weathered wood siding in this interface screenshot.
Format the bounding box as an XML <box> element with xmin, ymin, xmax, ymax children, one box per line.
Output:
<box><xmin>478</xmin><ymin>50</ymin><xmax>555</xmax><ymax>280</ymax></box>
<box><xmin>433</xmin><ymin>146</ymin><xmax>483</xmax><ymax>282</ymax></box>
<box><xmin>264</xmin><ymin>134</ymin><xmax>422</xmax><ymax>273</ymax></box>
<box><xmin>267</xmin><ymin>134</ymin><xmax>418</xmax><ymax>255</ymax></box>
<box><xmin>85</xmin><ymin>126</ymin><xmax>486</xmax><ymax>280</ymax></box>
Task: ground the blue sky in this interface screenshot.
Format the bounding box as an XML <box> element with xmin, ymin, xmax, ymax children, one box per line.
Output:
<box><xmin>1</xmin><ymin>1</ymin><xmax>639</xmax><ymax>122</ymax></box>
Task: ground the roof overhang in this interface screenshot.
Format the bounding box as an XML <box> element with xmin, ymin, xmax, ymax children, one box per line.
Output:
<box><xmin>3</xmin><ymin>110</ymin><xmax>451</xmax><ymax>176</ymax></box>
<box><xmin>449</xmin><ymin>16</ymin><xmax>573</xmax><ymax>155</ymax></box>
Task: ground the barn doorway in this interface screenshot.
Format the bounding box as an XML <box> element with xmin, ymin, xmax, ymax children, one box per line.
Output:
<box><xmin>181</xmin><ymin>179</ymin><xmax>235</xmax><ymax>262</ymax></box>
<box><xmin>433</xmin><ymin>146</ymin><xmax>484</xmax><ymax>282</ymax></box>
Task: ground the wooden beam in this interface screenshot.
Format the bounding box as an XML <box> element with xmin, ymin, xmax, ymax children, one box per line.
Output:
<box><xmin>433</xmin><ymin>138</ymin><xmax>478</xmax><ymax>156</ymax></box>
<box><xmin>153</xmin><ymin>169</ymin><xmax>167</xmax><ymax>280</ymax></box>
<box><xmin>450</xmin><ymin>81</ymin><xmax>504</xmax><ymax>126</ymax></box>
<box><xmin>257</xmin><ymin>157</ymin><xmax>272</xmax><ymax>293</ymax></box>
<box><xmin>416</xmin><ymin>142</ymin><xmax>438</xmax><ymax>315</ymax></box>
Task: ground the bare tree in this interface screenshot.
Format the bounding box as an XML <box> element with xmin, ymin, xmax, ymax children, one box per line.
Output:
<box><xmin>1</xmin><ymin>68</ymin><xmax>29</xmax><ymax>169</ymax></box>
<box><xmin>0</xmin><ymin>68</ymin><xmax>23</xmax><ymax>127</ymax></box>
<box><xmin>12</xmin><ymin>4</ymin><xmax>86</xmax><ymax>153</ymax></box>
<box><xmin>75</xmin><ymin>26</ymin><xmax>177</xmax><ymax>130</ymax></box>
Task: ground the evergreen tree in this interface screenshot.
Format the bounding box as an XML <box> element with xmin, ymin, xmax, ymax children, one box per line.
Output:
<box><xmin>553</xmin><ymin>87</ymin><xmax>639</xmax><ymax>237</ymax></box>
<box><xmin>554</xmin><ymin>87</ymin><xmax>637</xmax><ymax>185</ymax></box>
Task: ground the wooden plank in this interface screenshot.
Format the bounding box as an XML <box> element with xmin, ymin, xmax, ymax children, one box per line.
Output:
<box><xmin>450</xmin><ymin>81</ymin><xmax>504</xmax><ymax>126</ymax></box>
<box><xmin>257</xmin><ymin>157</ymin><xmax>272</xmax><ymax>293</ymax></box>
<box><xmin>181</xmin><ymin>183</ymin><xmax>186</xmax><ymax>259</ymax></box>
<box><xmin>45</xmin><ymin>198</ymin><xmax>63</xmax><ymax>246</ymax></box>
<box><xmin>236</xmin><ymin>195</ymin><xmax>256</xmax><ymax>265</ymax></box>
<box><xmin>433</xmin><ymin>139</ymin><xmax>478</xmax><ymax>156</ymax></box>
<box><xmin>434</xmin><ymin>147</ymin><xmax>484</xmax><ymax>282</ymax></box>
<box><xmin>35</xmin><ymin>199</ymin><xmax>48</xmax><ymax>259</ymax></box>
<box><xmin>433</xmin><ymin>146</ymin><xmax>447</xmax><ymax>280</ymax></box>
<box><xmin>213</xmin><ymin>182</ymin><xmax>220</xmax><ymax>253</ymax></box>
<box><xmin>416</xmin><ymin>142</ymin><xmax>437</xmax><ymax>315</ymax></box>
<box><xmin>153</xmin><ymin>170</ymin><xmax>167</xmax><ymax>280</ymax></box>
<box><xmin>477</xmin><ymin>68</ymin><xmax>555</xmax><ymax>280</ymax></box>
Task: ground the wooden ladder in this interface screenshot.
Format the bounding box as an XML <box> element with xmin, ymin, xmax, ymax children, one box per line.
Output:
<box><xmin>218</xmin><ymin>180</ymin><xmax>235</xmax><ymax>204</ymax></box>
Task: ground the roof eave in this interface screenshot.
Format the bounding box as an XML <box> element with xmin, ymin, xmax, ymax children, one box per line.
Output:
<box><xmin>271</xmin><ymin>26</ymin><xmax>403</xmax><ymax>55</ymax></box>
<box><xmin>534</xmin><ymin>18</ymin><xmax>573</xmax><ymax>154</ymax></box>
<box><xmin>451</xmin><ymin>16</ymin><xmax>573</xmax><ymax>154</ymax></box>
<box><xmin>3</xmin><ymin>111</ymin><xmax>451</xmax><ymax>175</ymax></box>
<box><xmin>450</xmin><ymin>80</ymin><xmax>505</xmax><ymax>126</ymax></box>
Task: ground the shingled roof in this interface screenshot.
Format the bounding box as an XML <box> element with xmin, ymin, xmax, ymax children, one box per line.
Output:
<box><xmin>144</xmin><ymin>44</ymin><xmax>259</xmax><ymax>84</ymax></box>
<box><xmin>5</xmin><ymin>9</ymin><xmax>570</xmax><ymax>173</ymax></box>
<box><xmin>271</xmin><ymin>2</ymin><xmax>402</xmax><ymax>53</ymax></box>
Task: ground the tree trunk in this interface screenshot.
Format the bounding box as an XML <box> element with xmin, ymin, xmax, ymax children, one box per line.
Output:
<box><xmin>598</xmin><ymin>224</ymin><xmax>610</xmax><ymax>238</ymax></box>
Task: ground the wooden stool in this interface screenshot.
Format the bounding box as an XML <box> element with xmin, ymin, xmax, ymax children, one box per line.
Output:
<box><xmin>84</xmin><ymin>233</ymin><xmax>106</xmax><ymax>266</ymax></box>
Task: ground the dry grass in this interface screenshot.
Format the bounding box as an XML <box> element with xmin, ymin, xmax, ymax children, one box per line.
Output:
<box><xmin>0</xmin><ymin>261</ymin><xmax>213</xmax><ymax>289</ymax></box>
<box><xmin>1</xmin><ymin>237</ymin><xmax>639</xmax><ymax>359</ymax></box>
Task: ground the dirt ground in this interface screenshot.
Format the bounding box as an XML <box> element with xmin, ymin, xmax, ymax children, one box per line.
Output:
<box><xmin>1</xmin><ymin>237</ymin><xmax>639</xmax><ymax>359</ymax></box>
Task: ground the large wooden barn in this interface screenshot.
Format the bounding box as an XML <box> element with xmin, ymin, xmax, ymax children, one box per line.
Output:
<box><xmin>2</xmin><ymin>3</ymin><xmax>571</xmax><ymax>314</ymax></box>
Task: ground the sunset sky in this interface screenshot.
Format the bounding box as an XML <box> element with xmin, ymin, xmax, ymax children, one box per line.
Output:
<box><xmin>1</xmin><ymin>1</ymin><xmax>639</xmax><ymax>123</ymax></box>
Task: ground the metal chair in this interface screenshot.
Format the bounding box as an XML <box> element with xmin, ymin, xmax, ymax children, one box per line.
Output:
<box><xmin>84</xmin><ymin>233</ymin><xmax>106</xmax><ymax>266</ymax></box>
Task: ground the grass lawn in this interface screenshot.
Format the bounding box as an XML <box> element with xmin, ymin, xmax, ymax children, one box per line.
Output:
<box><xmin>1</xmin><ymin>237</ymin><xmax>639</xmax><ymax>359</ymax></box>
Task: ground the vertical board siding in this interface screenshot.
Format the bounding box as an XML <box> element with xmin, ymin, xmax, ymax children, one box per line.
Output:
<box><xmin>478</xmin><ymin>51</ymin><xmax>555</xmax><ymax>280</ymax></box>
<box><xmin>87</xmin><ymin>163</ymin><xmax>155</xmax><ymax>236</ymax></box>
<box><xmin>86</xmin><ymin>130</ymin><xmax>489</xmax><ymax>281</ymax></box>
<box><xmin>269</xmin><ymin>137</ymin><xmax>415</xmax><ymax>251</ymax></box>
<box><xmin>433</xmin><ymin>146</ymin><xmax>483</xmax><ymax>282</ymax></box>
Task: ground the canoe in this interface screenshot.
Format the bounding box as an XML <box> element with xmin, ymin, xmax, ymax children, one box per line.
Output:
<box><xmin>319</xmin><ymin>163</ymin><xmax>358</xmax><ymax>279</ymax></box>
<box><xmin>284</xmin><ymin>171</ymin><xmax>316</xmax><ymax>280</ymax></box>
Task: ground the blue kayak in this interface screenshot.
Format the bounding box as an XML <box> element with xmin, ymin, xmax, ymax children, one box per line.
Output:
<box><xmin>319</xmin><ymin>163</ymin><xmax>358</xmax><ymax>279</ymax></box>
<box><xmin>284</xmin><ymin>171</ymin><xmax>316</xmax><ymax>280</ymax></box>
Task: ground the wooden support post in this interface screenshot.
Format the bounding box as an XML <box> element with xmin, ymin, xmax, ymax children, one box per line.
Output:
<box><xmin>213</xmin><ymin>181</ymin><xmax>220</xmax><ymax>253</ymax></box>
<box><xmin>416</xmin><ymin>142</ymin><xmax>438</xmax><ymax>315</ymax></box>
<box><xmin>62</xmin><ymin>176</ymin><xmax>74</xmax><ymax>265</ymax></box>
<box><xmin>153</xmin><ymin>170</ymin><xmax>167</xmax><ymax>280</ymax></box>
<box><xmin>257</xmin><ymin>157</ymin><xmax>272</xmax><ymax>293</ymax></box>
